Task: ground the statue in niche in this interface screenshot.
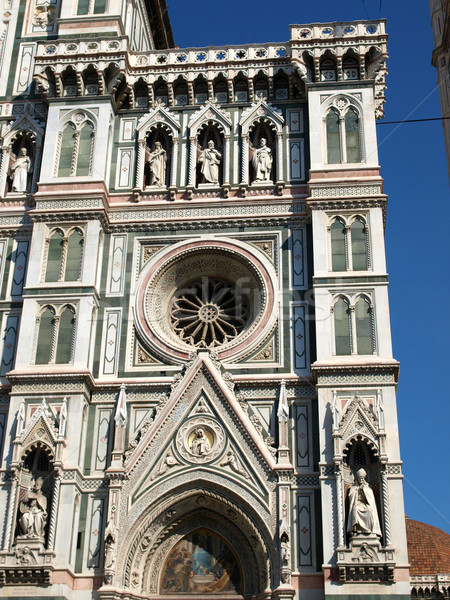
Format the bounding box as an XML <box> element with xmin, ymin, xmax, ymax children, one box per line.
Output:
<box><xmin>252</xmin><ymin>137</ymin><xmax>272</xmax><ymax>182</ymax></box>
<box><xmin>191</xmin><ymin>428</ymin><xmax>211</xmax><ymax>456</ymax></box>
<box><xmin>10</xmin><ymin>148</ymin><xmax>32</xmax><ymax>193</ymax></box>
<box><xmin>346</xmin><ymin>468</ymin><xmax>381</xmax><ymax>537</ymax></box>
<box><xmin>148</xmin><ymin>141</ymin><xmax>167</xmax><ymax>186</ymax></box>
<box><xmin>280</xmin><ymin>536</ymin><xmax>291</xmax><ymax>567</ymax></box>
<box><xmin>198</xmin><ymin>140</ymin><xmax>221</xmax><ymax>184</ymax></box>
<box><xmin>18</xmin><ymin>477</ymin><xmax>48</xmax><ymax>539</ymax></box>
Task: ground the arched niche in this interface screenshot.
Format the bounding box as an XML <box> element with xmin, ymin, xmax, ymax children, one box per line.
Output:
<box><xmin>196</xmin><ymin>123</ymin><xmax>224</xmax><ymax>186</ymax></box>
<box><xmin>135</xmin><ymin>105</ymin><xmax>180</xmax><ymax>191</ymax></box>
<box><xmin>6</xmin><ymin>134</ymin><xmax>35</xmax><ymax>195</ymax></box>
<box><xmin>82</xmin><ymin>65</ymin><xmax>99</xmax><ymax>96</ymax></box>
<box><xmin>173</xmin><ymin>76</ymin><xmax>188</xmax><ymax>106</ymax></box>
<box><xmin>249</xmin><ymin>119</ymin><xmax>276</xmax><ymax>184</ymax></box>
<box><xmin>343</xmin><ymin>436</ymin><xmax>382</xmax><ymax>544</ymax></box>
<box><xmin>144</xmin><ymin>125</ymin><xmax>172</xmax><ymax>188</ymax></box>
<box><xmin>61</xmin><ymin>66</ymin><xmax>78</xmax><ymax>97</ymax></box>
<box><xmin>0</xmin><ymin>114</ymin><xmax>44</xmax><ymax>197</ymax></box>
<box><xmin>187</xmin><ymin>103</ymin><xmax>232</xmax><ymax>188</ymax></box>
<box><xmin>120</xmin><ymin>488</ymin><xmax>277</xmax><ymax>597</ymax></box>
<box><xmin>239</xmin><ymin>99</ymin><xmax>284</xmax><ymax>186</ymax></box>
<box><xmin>134</xmin><ymin>78</ymin><xmax>148</xmax><ymax>109</ymax></box>
<box><xmin>213</xmin><ymin>75</ymin><xmax>228</xmax><ymax>103</ymax></box>
<box><xmin>15</xmin><ymin>444</ymin><xmax>55</xmax><ymax>547</ymax></box>
<box><xmin>193</xmin><ymin>76</ymin><xmax>208</xmax><ymax>105</ymax></box>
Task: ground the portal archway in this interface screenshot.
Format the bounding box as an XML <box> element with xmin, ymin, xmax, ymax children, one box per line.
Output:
<box><xmin>122</xmin><ymin>488</ymin><xmax>277</xmax><ymax>598</ymax></box>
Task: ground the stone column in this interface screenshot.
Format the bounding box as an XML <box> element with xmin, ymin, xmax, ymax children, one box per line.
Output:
<box><xmin>135</xmin><ymin>139</ymin><xmax>146</xmax><ymax>191</ymax></box>
<box><xmin>71</xmin><ymin>131</ymin><xmax>80</xmax><ymax>176</ymax></box>
<box><xmin>380</xmin><ymin>464</ymin><xmax>392</xmax><ymax>545</ymax></box>
<box><xmin>188</xmin><ymin>136</ymin><xmax>197</xmax><ymax>187</ymax></box>
<box><xmin>339</xmin><ymin>116</ymin><xmax>346</xmax><ymax>163</ymax></box>
<box><xmin>349</xmin><ymin>305</ymin><xmax>357</xmax><ymax>355</ymax></box>
<box><xmin>241</xmin><ymin>133</ymin><xmax>249</xmax><ymax>184</ymax></box>
<box><xmin>47</xmin><ymin>472</ymin><xmax>61</xmax><ymax>550</ymax></box>
<box><xmin>3</xmin><ymin>471</ymin><xmax>18</xmax><ymax>550</ymax></box>
<box><xmin>276</xmin><ymin>132</ymin><xmax>284</xmax><ymax>182</ymax></box>
<box><xmin>223</xmin><ymin>135</ymin><xmax>230</xmax><ymax>184</ymax></box>
<box><xmin>335</xmin><ymin>462</ymin><xmax>345</xmax><ymax>547</ymax></box>
<box><xmin>0</xmin><ymin>146</ymin><xmax>11</xmax><ymax>198</ymax></box>
<box><xmin>31</xmin><ymin>144</ymin><xmax>42</xmax><ymax>194</ymax></box>
<box><xmin>170</xmin><ymin>139</ymin><xmax>179</xmax><ymax>188</ymax></box>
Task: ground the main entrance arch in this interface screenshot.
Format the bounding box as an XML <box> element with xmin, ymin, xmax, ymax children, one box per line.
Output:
<box><xmin>117</xmin><ymin>487</ymin><xmax>278</xmax><ymax>599</ymax></box>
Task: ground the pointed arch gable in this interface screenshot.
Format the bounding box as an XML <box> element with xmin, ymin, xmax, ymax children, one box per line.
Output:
<box><xmin>188</xmin><ymin>101</ymin><xmax>232</xmax><ymax>137</ymax></box>
<box><xmin>124</xmin><ymin>354</ymin><xmax>276</xmax><ymax>477</ymax></box>
<box><xmin>136</xmin><ymin>104</ymin><xmax>180</xmax><ymax>141</ymax></box>
<box><xmin>240</xmin><ymin>97</ymin><xmax>284</xmax><ymax>135</ymax></box>
<box><xmin>2</xmin><ymin>114</ymin><xmax>45</xmax><ymax>148</ymax></box>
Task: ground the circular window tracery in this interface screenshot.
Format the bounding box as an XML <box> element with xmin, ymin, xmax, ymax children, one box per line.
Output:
<box><xmin>170</xmin><ymin>277</ymin><xmax>249</xmax><ymax>348</ymax></box>
<box><xmin>134</xmin><ymin>239</ymin><xmax>278</xmax><ymax>364</ymax></box>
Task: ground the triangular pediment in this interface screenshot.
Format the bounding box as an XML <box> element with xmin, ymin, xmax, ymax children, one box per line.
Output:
<box><xmin>3</xmin><ymin>112</ymin><xmax>45</xmax><ymax>145</ymax></box>
<box><xmin>188</xmin><ymin>101</ymin><xmax>232</xmax><ymax>135</ymax></box>
<box><xmin>20</xmin><ymin>400</ymin><xmax>58</xmax><ymax>451</ymax></box>
<box><xmin>124</xmin><ymin>353</ymin><xmax>276</xmax><ymax>509</ymax></box>
<box><xmin>136</xmin><ymin>104</ymin><xmax>181</xmax><ymax>139</ymax></box>
<box><xmin>239</xmin><ymin>98</ymin><xmax>284</xmax><ymax>134</ymax></box>
<box><xmin>339</xmin><ymin>395</ymin><xmax>379</xmax><ymax>444</ymax></box>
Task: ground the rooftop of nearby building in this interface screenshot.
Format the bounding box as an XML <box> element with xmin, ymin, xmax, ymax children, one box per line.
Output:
<box><xmin>406</xmin><ymin>517</ymin><xmax>450</xmax><ymax>575</ymax></box>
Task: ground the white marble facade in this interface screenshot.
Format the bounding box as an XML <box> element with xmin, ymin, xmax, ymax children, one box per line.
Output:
<box><xmin>0</xmin><ymin>4</ymin><xmax>410</xmax><ymax>600</ymax></box>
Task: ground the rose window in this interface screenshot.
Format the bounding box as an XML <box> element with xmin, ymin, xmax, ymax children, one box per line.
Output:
<box><xmin>135</xmin><ymin>239</ymin><xmax>278</xmax><ymax>363</ymax></box>
<box><xmin>170</xmin><ymin>278</ymin><xmax>249</xmax><ymax>348</ymax></box>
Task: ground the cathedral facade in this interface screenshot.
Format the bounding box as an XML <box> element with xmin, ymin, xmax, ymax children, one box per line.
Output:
<box><xmin>0</xmin><ymin>1</ymin><xmax>410</xmax><ymax>599</ymax></box>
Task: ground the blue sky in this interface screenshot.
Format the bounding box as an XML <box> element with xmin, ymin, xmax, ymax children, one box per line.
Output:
<box><xmin>167</xmin><ymin>0</ymin><xmax>450</xmax><ymax>533</ymax></box>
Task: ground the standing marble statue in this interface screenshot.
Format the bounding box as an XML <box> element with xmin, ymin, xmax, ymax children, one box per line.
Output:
<box><xmin>11</xmin><ymin>148</ymin><xmax>32</xmax><ymax>193</ymax></box>
<box><xmin>347</xmin><ymin>468</ymin><xmax>381</xmax><ymax>537</ymax></box>
<box><xmin>18</xmin><ymin>477</ymin><xmax>48</xmax><ymax>539</ymax></box>
<box><xmin>198</xmin><ymin>140</ymin><xmax>221</xmax><ymax>184</ymax></box>
<box><xmin>252</xmin><ymin>138</ymin><xmax>272</xmax><ymax>182</ymax></box>
<box><xmin>148</xmin><ymin>141</ymin><xmax>167</xmax><ymax>186</ymax></box>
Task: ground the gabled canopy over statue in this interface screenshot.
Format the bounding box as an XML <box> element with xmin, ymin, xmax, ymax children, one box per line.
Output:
<box><xmin>347</xmin><ymin>468</ymin><xmax>381</xmax><ymax>537</ymax></box>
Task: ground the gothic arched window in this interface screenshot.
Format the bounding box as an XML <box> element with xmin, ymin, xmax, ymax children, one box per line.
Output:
<box><xmin>45</xmin><ymin>229</ymin><xmax>64</xmax><ymax>282</ymax></box>
<box><xmin>351</xmin><ymin>218</ymin><xmax>368</xmax><ymax>270</ymax></box>
<box><xmin>35</xmin><ymin>306</ymin><xmax>55</xmax><ymax>364</ymax></box>
<box><xmin>56</xmin><ymin>306</ymin><xmax>76</xmax><ymax>364</ymax></box>
<box><xmin>326</xmin><ymin>103</ymin><xmax>363</xmax><ymax>164</ymax></box>
<box><xmin>329</xmin><ymin>216</ymin><xmax>370</xmax><ymax>272</ymax></box>
<box><xmin>326</xmin><ymin>109</ymin><xmax>341</xmax><ymax>164</ymax></box>
<box><xmin>330</xmin><ymin>219</ymin><xmax>346</xmax><ymax>271</ymax></box>
<box><xmin>57</xmin><ymin>117</ymin><xmax>95</xmax><ymax>177</ymax></box>
<box><xmin>45</xmin><ymin>228</ymin><xmax>84</xmax><ymax>282</ymax></box>
<box><xmin>355</xmin><ymin>296</ymin><xmax>374</xmax><ymax>355</ymax></box>
<box><xmin>35</xmin><ymin>305</ymin><xmax>76</xmax><ymax>364</ymax></box>
<box><xmin>77</xmin><ymin>0</ymin><xmax>106</xmax><ymax>15</ymax></box>
<box><xmin>65</xmin><ymin>229</ymin><xmax>84</xmax><ymax>281</ymax></box>
<box><xmin>333</xmin><ymin>297</ymin><xmax>351</xmax><ymax>355</ymax></box>
<box><xmin>345</xmin><ymin>108</ymin><xmax>361</xmax><ymax>163</ymax></box>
